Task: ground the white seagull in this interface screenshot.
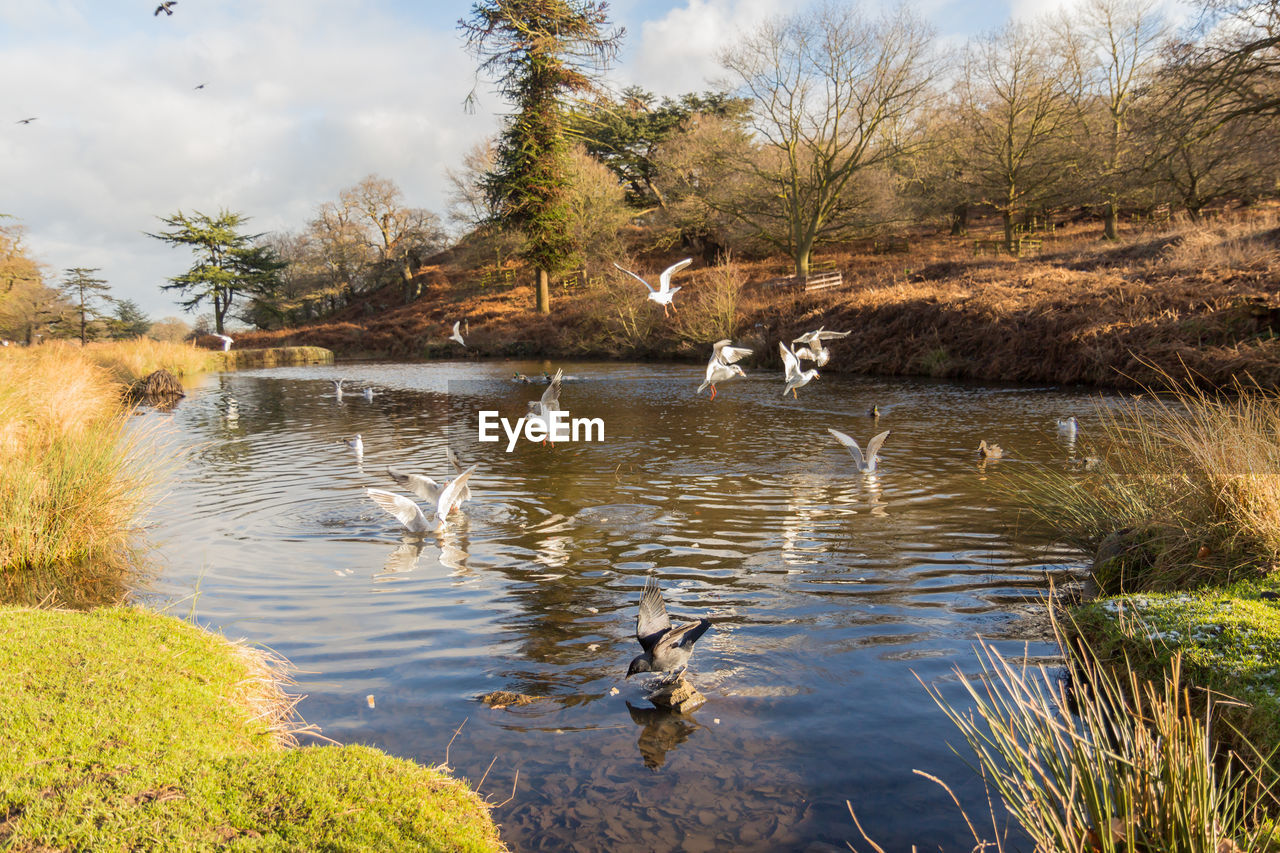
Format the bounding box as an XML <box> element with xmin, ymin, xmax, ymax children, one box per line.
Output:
<box><xmin>779</xmin><ymin>342</ymin><xmax>819</xmax><ymax>398</ymax></box>
<box><xmin>362</xmin><ymin>387</ymin><xmax>375</xmax><ymax>402</ymax></box>
<box><xmin>828</xmin><ymin>428</ymin><xmax>891</xmax><ymax>474</ymax></box>
<box><xmin>367</xmin><ymin>465</ymin><xmax>478</xmax><ymax>533</ymax></box>
<box><xmin>525</xmin><ymin>368</ymin><xmax>564</xmax><ymax>443</ymax></box>
<box><xmin>1057</xmin><ymin>416</ymin><xmax>1078</xmax><ymax>437</ymax></box>
<box><xmin>214</xmin><ymin>333</ymin><xmax>233</xmax><ymax>352</ymax></box>
<box><xmin>613</xmin><ymin>258</ymin><xmax>692</xmax><ymax>317</ymax></box>
<box><xmin>449</xmin><ymin>321</ymin><xmax>466</xmax><ymax>346</ymax></box>
<box><xmin>698</xmin><ymin>339</ymin><xmax>752</xmax><ymax>400</ymax></box>
<box><xmin>331</xmin><ymin>379</ymin><xmax>345</xmax><ymax>401</ymax></box>
<box><xmin>792</xmin><ymin>327</ymin><xmax>849</xmax><ymax>367</ymax></box>
<box><xmin>344</xmin><ymin>434</ymin><xmax>363</xmax><ymax>458</ymax></box>
<box><xmin>386</xmin><ymin>448</ymin><xmax>473</xmax><ymax>506</ymax></box>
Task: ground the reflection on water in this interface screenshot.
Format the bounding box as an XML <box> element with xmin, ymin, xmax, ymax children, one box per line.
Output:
<box><xmin>135</xmin><ymin>362</ymin><xmax>1103</xmax><ymax>851</ymax></box>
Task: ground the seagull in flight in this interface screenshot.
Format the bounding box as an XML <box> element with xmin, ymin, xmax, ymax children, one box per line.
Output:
<box><xmin>386</xmin><ymin>447</ymin><xmax>473</xmax><ymax>506</ymax></box>
<box><xmin>779</xmin><ymin>341</ymin><xmax>819</xmax><ymax>398</ymax></box>
<box><xmin>697</xmin><ymin>339</ymin><xmax>752</xmax><ymax>400</ymax></box>
<box><xmin>448</xmin><ymin>321</ymin><xmax>465</xmax><ymax>346</ymax></box>
<box><xmin>16</xmin><ymin>117</ymin><xmax>36</xmax><ymax>125</ymax></box>
<box><xmin>213</xmin><ymin>333</ymin><xmax>233</xmax><ymax>351</ymax></box>
<box><xmin>626</xmin><ymin>576</ymin><xmax>711</xmax><ymax>680</ymax></box>
<box><xmin>525</xmin><ymin>368</ymin><xmax>564</xmax><ymax>443</ymax></box>
<box><xmin>367</xmin><ymin>464</ymin><xmax>477</xmax><ymax>533</ymax></box>
<box><xmin>613</xmin><ymin>258</ymin><xmax>691</xmax><ymax>318</ymax></box>
<box><xmin>792</xmin><ymin>327</ymin><xmax>850</xmax><ymax>367</ymax></box>
<box><xmin>154</xmin><ymin>1</ymin><xmax>177</xmax><ymax>15</ymax></box>
<box><xmin>828</xmin><ymin>428</ymin><xmax>891</xmax><ymax>474</ymax></box>
<box><xmin>194</xmin><ymin>83</ymin><xmax>205</xmax><ymax>90</ymax></box>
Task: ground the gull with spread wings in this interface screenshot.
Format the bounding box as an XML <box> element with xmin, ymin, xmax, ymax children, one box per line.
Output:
<box><xmin>626</xmin><ymin>576</ymin><xmax>711</xmax><ymax>680</ymax></box>
<box><xmin>828</xmin><ymin>428</ymin><xmax>891</xmax><ymax>474</ymax></box>
<box><xmin>386</xmin><ymin>447</ymin><xmax>473</xmax><ymax>505</ymax></box>
<box><xmin>779</xmin><ymin>341</ymin><xmax>819</xmax><ymax>398</ymax></box>
<box><xmin>366</xmin><ymin>464</ymin><xmax>477</xmax><ymax>533</ymax></box>
<box><xmin>697</xmin><ymin>339</ymin><xmax>752</xmax><ymax>400</ymax></box>
<box><xmin>792</xmin><ymin>327</ymin><xmax>850</xmax><ymax>367</ymax></box>
<box><xmin>613</xmin><ymin>258</ymin><xmax>691</xmax><ymax>318</ymax></box>
<box><xmin>525</xmin><ymin>368</ymin><xmax>564</xmax><ymax>444</ymax></box>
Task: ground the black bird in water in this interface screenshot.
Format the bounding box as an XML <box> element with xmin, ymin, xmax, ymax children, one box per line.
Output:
<box><xmin>626</xmin><ymin>576</ymin><xmax>711</xmax><ymax>679</ymax></box>
<box><xmin>16</xmin><ymin>117</ymin><xmax>36</xmax><ymax>124</ymax></box>
<box><xmin>154</xmin><ymin>1</ymin><xmax>177</xmax><ymax>16</ymax></box>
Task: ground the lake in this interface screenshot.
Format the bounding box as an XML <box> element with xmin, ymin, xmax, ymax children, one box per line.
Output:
<box><xmin>135</xmin><ymin>359</ymin><xmax>1098</xmax><ymax>851</ymax></box>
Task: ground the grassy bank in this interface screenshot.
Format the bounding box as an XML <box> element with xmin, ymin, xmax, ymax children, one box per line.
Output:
<box><xmin>235</xmin><ymin>211</ymin><xmax>1280</xmax><ymax>389</ymax></box>
<box><xmin>0</xmin><ymin>606</ymin><xmax>503</xmax><ymax>851</ymax></box>
<box><xmin>217</xmin><ymin>344</ymin><xmax>334</xmax><ymax>370</ymax></box>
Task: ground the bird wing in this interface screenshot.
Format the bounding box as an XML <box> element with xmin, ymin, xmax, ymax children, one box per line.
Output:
<box><xmin>793</xmin><ymin>327</ymin><xmax>823</xmax><ymax>346</ymax></box>
<box><xmin>636</xmin><ymin>576</ymin><xmax>671</xmax><ymax>652</ymax></box>
<box><xmin>864</xmin><ymin>429</ymin><xmax>891</xmax><ymax>467</ymax></box>
<box><xmin>452</xmin><ymin>321</ymin><xmax>460</xmax><ymax>336</ymax></box>
<box><xmin>779</xmin><ymin>342</ymin><xmax>801</xmax><ymax>380</ymax></box>
<box><xmin>795</xmin><ymin>343</ymin><xmax>820</xmax><ymax>361</ymax></box>
<box><xmin>657</xmin><ymin>258</ymin><xmax>693</xmax><ymax>293</ymax></box>
<box><xmin>539</xmin><ymin>368</ymin><xmax>563</xmax><ymax>412</ymax></box>
<box><xmin>613</xmin><ymin>263</ymin><xmax>654</xmax><ymax>293</ymax></box>
<box><xmin>712</xmin><ymin>340</ymin><xmax>752</xmax><ymax>365</ymax></box>
<box><xmin>435</xmin><ymin>464</ymin><xmax>477</xmax><ymax>521</ymax></box>
<box><xmin>386</xmin><ymin>466</ymin><xmax>443</xmax><ymax>502</ymax></box>
<box><xmin>659</xmin><ymin>618</ymin><xmax>711</xmax><ymax>653</ymax></box>
<box><xmin>828</xmin><ymin>428</ymin><xmax>866</xmax><ymax>469</ymax></box>
<box><xmin>367</xmin><ymin>488</ymin><xmax>430</xmax><ymax>533</ymax></box>
<box><xmin>815</xmin><ymin>330</ymin><xmax>851</xmax><ymax>341</ymax></box>
<box><xmin>446</xmin><ymin>446</ymin><xmax>464</xmax><ymax>475</ymax></box>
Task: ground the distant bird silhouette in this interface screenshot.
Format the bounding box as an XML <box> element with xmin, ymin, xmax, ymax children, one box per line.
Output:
<box><xmin>16</xmin><ymin>117</ymin><xmax>36</xmax><ymax>125</ymax></box>
<box><xmin>828</xmin><ymin>428</ymin><xmax>891</xmax><ymax>474</ymax></box>
<box><xmin>627</xmin><ymin>576</ymin><xmax>711</xmax><ymax>679</ymax></box>
<box><xmin>193</xmin><ymin>83</ymin><xmax>205</xmax><ymax>90</ymax></box>
<box><xmin>978</xmin><ymin>440</ymin><xmax>1003</xmax><ymax>459</ymax></box>
<box><xmin>154</xmin><ymin>1</ymin><xmax>177</xmax><ymax>15</ymax></box>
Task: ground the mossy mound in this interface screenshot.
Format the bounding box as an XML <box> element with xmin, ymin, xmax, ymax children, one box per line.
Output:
<box><xmin>0</xmin><ymin>606</ymin><xmax>504</xmax><ymax>851</ymax></box>
<box><xmin>1072</xmin><ymin>579</ymin><xmax>1280</xmax><ymax>760</ymax></box>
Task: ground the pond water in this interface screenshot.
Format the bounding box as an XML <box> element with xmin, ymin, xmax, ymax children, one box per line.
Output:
<box><xmin>135</xmin><ymin>359</ymin><xmax>1100</xmax><ymax>851</ymax></box>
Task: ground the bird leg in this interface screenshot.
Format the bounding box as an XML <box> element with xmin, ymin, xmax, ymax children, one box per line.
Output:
<box><xmin>709</xmin><ymin>385</ymin><xmax>717</xmax><ymax>400</ymax></box>
<box><xmin>792</xmin><ymin>387</ymin><xmax>798</xmax><ymax>399</ymax></box>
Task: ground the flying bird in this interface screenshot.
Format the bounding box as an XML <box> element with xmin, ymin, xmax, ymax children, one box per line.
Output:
<box><xmin>367</xmin><ymin>465</ymin><xmax>477</xmax><ymax>533</ymax></box>
<box><xmin>448</xmin><ymin>321</ymin><xmax>465</xmax><ymax>346</ymax></box>
<box><xmin>154</xmin><ymin>1</ymin><xmax>177</xmax><ymax>15</ymax></box>
<box><xmin>626</xmin><ymin>576</ymin><xmax>711</xmax><ymax>680</ymax></box>
<box><xmin>697</xmin><ymin>339</ymin><xmax>752</xmax><ymax>400</ymax></box>
<box><xmin>779</xmin><ymin>341</ymin><xmax>819</xmax><ymax>398</ymax></box>
<box><xmin>525</xmin><ymin>368</ymin><xmax>564</xmax><ymax>443</ymax></box>
<box><xmin>386</xmin><ymin>447</ymin><xmax>473</xmax><ymax>506</ymax></box>
<box><xmin>15</xmin><ymin>117</ymin><xmax>36</xmax><ymax>125</ymax></box>
<box><xmin>792</xmin><ymin>327</ymin><xmax>850</xmax><ymax>367</ymax></box>
<box><xmin>213</xmin><ymin>333</ymin><xmax>233</xmax><ymax>351</ymax></box>
<box><xmin>331</xmin><ymin>379</ymin><xmax>345</xmax><ymax>401</ymax></box>
<box><xmin>613</xmin><ymin>258</ymin><xmax>691</xmax><ymax>318</ymax></box>
<box><xmin>978</xmin><ymin>439</ymin><xmax>1003</xmax><ymax>459</ymax></box>
<box><xmin>828</xmin><ymin>428</ymin><xmax>891</xmax><ymax>474</ymax></box>
<box><xmin>193</xmin><ymin>83</ymin><xmax>205</xmax><ymax>90</ymax></box>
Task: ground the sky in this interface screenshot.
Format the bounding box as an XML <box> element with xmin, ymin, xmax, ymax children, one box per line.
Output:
<box><xmin>0</xmin><ymin>0</ymin><xmax>1101</xmax><ymax>322</ymax></box>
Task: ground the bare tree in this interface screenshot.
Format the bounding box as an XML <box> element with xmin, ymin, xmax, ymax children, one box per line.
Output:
<box><xmin>957</xmin><ymin>22</ymin><xmax>1082</xmax><ymax>246</ymax></box>
<box><xmin>718</xmin><ymin>2</ymin><xmax>937</xmax><ymax>277</ymax></box>
<box><xmin>1057</xmin><ymin>0</ymin><xmax>1170</xmax><ymax>238</ymax></box>
<box><xmin>335</xmin><ymin>175</ymin><xmax>446</xmax><ymax>303</ymax></box>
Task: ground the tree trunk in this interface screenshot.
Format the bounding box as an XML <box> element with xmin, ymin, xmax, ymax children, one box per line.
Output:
<box><xmin>949</xmin><ymin>204</ymin><xmax>969</xmax><ymax>237</ymax></box>
<box><xmin>793</xmin><ymin>239</ymin><xmax>813</xmax><ymax>279</ymax></box>
<box><xmin>536</xmin><ymin>268</ymin><xmax>550</xmax><ymax>315</ymax></box>
<box><xmin>1002</xmin><ymin>211</ymin><xmax>1014</xmax><ymax>249</ymax></box>
<box><xmin>401</xmin><ymin>263</ymin><xmax>417</xmax><ymax>304</ymax></box>
<box><xmin>213</xmin><ymin>293</ymin><xmax>225</xmax><ymax>335</ymax></box>
<box><xmin>1103</xmin><ymin>201</ymin><xmax>1118</xmax><ymax>241</ymax></box>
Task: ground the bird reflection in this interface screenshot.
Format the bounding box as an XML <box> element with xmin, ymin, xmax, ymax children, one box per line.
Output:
<box><xmin>626</xmin><ymin>701</ymin><xmax>702</xmax><ymax>770</ymax></box>
<box><xmin>863</xmin><ymin>474</ymin><xmax>888</xmax><ymax>518</ymax></box>
<box><xmin>377</xmin><ymin>539</ymin><xmax>425</xmax><ymax>579</ymax></box>
<box><xmin>438</xmin><ymin>526</ymin><xmax>473</xmax><ymax>578</ymax></box>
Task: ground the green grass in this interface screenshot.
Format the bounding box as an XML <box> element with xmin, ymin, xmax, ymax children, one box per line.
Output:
<box><xmin>1072</xmin><ymin>578</ymin><xmax>1280</xmax><ymax>763</ymax></box>
<box><xmin>0</xmin><ymin>606</ymin><xmax>504</xmax><ymax>851</ymax></box>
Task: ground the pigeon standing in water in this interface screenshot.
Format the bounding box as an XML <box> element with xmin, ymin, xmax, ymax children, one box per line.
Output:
<box><xmin>626</xmin><ymin>576</ymin><xmax>711</xmax><ymax>680</ymax></box>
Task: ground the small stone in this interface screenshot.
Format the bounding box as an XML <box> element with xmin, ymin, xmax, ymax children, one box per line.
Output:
<box><xmin>609</xmin><ymin>687</ymin><xmax>619</xmax><ymax>695</ymax></box>
<box><xmin>479</xmin><ymin>690</ymin><xmax>547</xmax><ymax>709</ymax></box>
<box><xmin>647</xmin><ymin>676</ymin><xmax>706</xmax><ymax>713</ymax></box>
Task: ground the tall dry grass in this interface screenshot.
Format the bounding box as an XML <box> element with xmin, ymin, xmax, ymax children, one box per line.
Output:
<box><xmin>1004</xmin><ymin>375</ymin><xmax>1280</xmax><ymax>592</ymax></box>
<box><xmin>0</xmin><ymin>342</ymin><xmax>198</xmax><ymax>604</ymax></box>
<box><xmin>79</xmin><ymin>337</ymin><xmax>215</xmax><ymax>385</ymax></box>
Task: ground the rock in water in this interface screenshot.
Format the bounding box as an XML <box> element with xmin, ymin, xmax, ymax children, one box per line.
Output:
<box><xmin>647</xmin><ymin>676</ymin><xmax>706</xmax><ymax>713</ymax></box>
